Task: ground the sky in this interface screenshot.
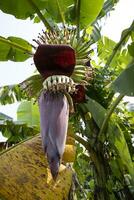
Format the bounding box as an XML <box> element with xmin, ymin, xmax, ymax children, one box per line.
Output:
<box><xmin>102</xmin><ymin>0</ymin><xmax>134</xmax><ymax>41</ymax></box>
<box><xmin>0</xmin><ymin>0</ymin><xmax>134</xmax><ymax>141</ymax></box>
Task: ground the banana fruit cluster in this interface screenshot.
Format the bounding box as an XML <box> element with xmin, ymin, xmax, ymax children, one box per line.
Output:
<box><xmin>42</xmin><ymin>64</ymin><xmax>89</xmax><ymax>94</ymax></box>
<box><xmin>71</xmin><ymin>65</ymin><xmax>87</xmax><ymax>84</ymax></box>
<box><xmin>43</xmin><ymin>75</ymin><xmax>76</xmax><ymax>93</ymax></box>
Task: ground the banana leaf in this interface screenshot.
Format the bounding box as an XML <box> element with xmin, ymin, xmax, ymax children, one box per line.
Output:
<box><xmin>0</xmin><ymin>135</ymin><xmax>76</xmax><ymax>200</ymax></box>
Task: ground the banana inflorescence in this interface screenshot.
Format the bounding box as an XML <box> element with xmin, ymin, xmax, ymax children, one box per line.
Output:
<box><xmin>43</xmin><ymin>75</ymin><xmax>76</xmax><ymax>93</ymax></box>
<box><xmin>33</xmin><ymin>27</ymin><xmax>93</xmax><ymax>180</ymax></box>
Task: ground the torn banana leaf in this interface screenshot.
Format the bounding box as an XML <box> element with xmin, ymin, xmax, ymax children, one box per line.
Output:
<box><xmin>0</xmin><ymin>135</ymin><xmax>76</xmax><ymax>200</ymax></box>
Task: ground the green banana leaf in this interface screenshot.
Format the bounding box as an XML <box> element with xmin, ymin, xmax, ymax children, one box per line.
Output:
<box><xmin>80</xmin><ymin>97</ymin><xmax>106</xmax><ymax>128</ymax></box>
<box><xmin>0</xmin><ymin>0</ymin><xmax>104</xmax><ymax>30</ymax></box>
<box><xmin>0</xmin><ymin>85</ymin><xmax>25</xmax><ymax>105</ymax></box>
<box><xmin>0</xmin><ymin>0</ymin><xmax>47</xmax><ymax>20</ymax></box>
<box><xmin>111</xmin><ymin>62</ymin><xmax>134</xmax><ymax>96</ymax></box>
<box><xmin>45</xmin><ymin>0</ymin><xmax>74</xmax><ymax>23</ymax></box>
<box><xmin>0</xmin><ymin>36</ymin><xmax>32</xmax><ymax>62</ymax></box>
<box><xmin>128</xmin><ymin>42</ymin><xmax>134</xmax><ymax>57</ymax></box>
<box><xmin>79</xmin><ymin>0</ymin><xmax>104</xmax><ymax>28</ymax></box>
<box><xmin>97</xmin><ymin>0</ymin><xmax>119</xmax><ymax>20</ymax></box>
<box><xmin>108</xmin><ymin>121</ymin><xmax>134</xmax><ymax>185</ymax></box>
<box><xmin>80</xmin><ymin>98</ymin><xmax>134</xmax><ymax>184</ymax></box>
<box><xmin>17</xmin><ymin>101</ymin><xmax>40</xmax><ymax>129</ymax></box>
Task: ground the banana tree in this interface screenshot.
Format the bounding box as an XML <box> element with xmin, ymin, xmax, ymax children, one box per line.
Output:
<box><xmin>0</xmin><ymin>0</ymin><xmax>134</xmax><ymax>199</ymax></box>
